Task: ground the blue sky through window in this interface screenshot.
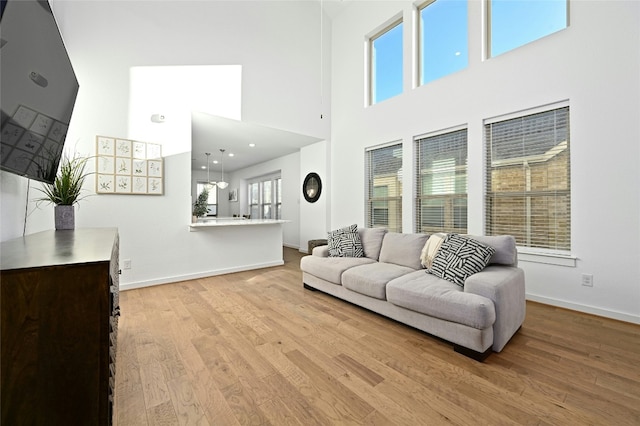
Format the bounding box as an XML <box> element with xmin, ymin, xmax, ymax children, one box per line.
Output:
<box><xmin>421</xmin><ymin>0</ymin><xmax>468</xmax><ymax>85</ymax></box>
<box><xmin>372</xmin><ymin>21</ymin><xmax>403</xmax><ymax>104</ymax></box>
<box><xmin>371</xmin><ymin>1</ymin><xmax>567</xmax><ymax>103</ymax></box>
<box><xmin>491</xmin><ymin>0</ymin><xmax>567</xmax><ymax>57</ymax></box>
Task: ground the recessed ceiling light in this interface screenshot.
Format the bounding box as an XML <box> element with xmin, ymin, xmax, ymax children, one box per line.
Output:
<box><xmin>228</xmin><ymin>153</ymin><xmax>234</xmax><ymax>157</ymax></box>
<box><xmin>249</xmin><ymin>143</ymin><xmax>255</xmax><ymax>147</ymax></box>
<box><xmin>213</xmin><ymin>160</ymin><xmax>219</xmax><ymax>164</ymax></box>
<box><xmin>201</xmin><ymin>166</ymin><xmax>206</xmax><ymax>170</ymax></box>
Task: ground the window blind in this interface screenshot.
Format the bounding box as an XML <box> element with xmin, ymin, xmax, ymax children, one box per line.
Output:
<box><xmin>485</xmin><ymin>106</ymin><xmax>570</xmax><ymax>251</ymax></box>
<box><xmin>365</xmin><ymin>142</ymin><xmax>403</xmax><ymax>232</ymax></box>
<box><xmin>415</xmin><ymin>128</ymin><xmax>468</xmax><ymax>234</ymax></box>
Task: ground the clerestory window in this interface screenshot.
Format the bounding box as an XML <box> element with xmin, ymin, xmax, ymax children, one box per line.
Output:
<box><xmin>419</xmin><ymin>0</ymin><xmax>468</xmax><ymax>85</ymax></box>
<box><xmin>369</xmin><ymin>18</ymin><xmax>403</xmax><ymax>105</ymax></box>
<box><xmin>488</xmin><ymin>0</ymin><xmax>568</xmax><ymax>58</ymax></box>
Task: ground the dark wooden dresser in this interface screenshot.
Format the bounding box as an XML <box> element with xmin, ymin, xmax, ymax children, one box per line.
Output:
<box><xmin>1</xmin><ymin>228</ymin><xmax>120</xmax><ymax>426</ymax></box>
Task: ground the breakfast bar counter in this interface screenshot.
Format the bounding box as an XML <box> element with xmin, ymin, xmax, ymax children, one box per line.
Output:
<box><xmin>189</xmin><ymin>218</ymin><xmax>290</xmax><ymax>230</ymax></box>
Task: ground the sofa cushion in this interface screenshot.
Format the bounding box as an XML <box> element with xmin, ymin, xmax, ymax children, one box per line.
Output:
<box><xmin>300</xmin><ymin>255</ymin><xmax>375</xmax><ymax>285</ymax></box>
<box><xmin>465</xmin><ymin>235</ymin><xmax>517</xmax><ymax>266</ymax></box>
<box><xmin>420</xmin><ymin>232</ymin><xmax>447</xmax><ymax>269</ymax></box>
<box><xmin>429</xmin><ymin>234</ymin><xmax>495</xmax><ymax>286</ymax></box>
<box><xmin>342</xmin><ymin>262</ymin><xmax>415</xmax><ymax>300</ymax></box>
<box><xmin>379</xmin><ymin>232</ymin><xmax>429</xmax><ymax>270</ymax></box>
<box><xmin>386</xmin><ymin>270</ymin><xmax>496</xmax><ymax>329</ymax></box>
<box><xmin>358</xmin><ymin>227</ymin><xmax>387</xmax><ymax>260</ymax></box>
<box><xmin>327</xmin><ymin>224</ymin><xmax>364</xmax><ymax>258</ymax></box>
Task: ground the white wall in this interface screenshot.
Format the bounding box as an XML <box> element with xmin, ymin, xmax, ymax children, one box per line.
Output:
<box><xmin>330</xmin><ymin>1</ymin><xmax>640</xmax><ymax>323</ymax></box>
<box><xmin>1</xmin><ymin>1</ymin><xmax>331</xmax><ymax>287</ymax></box>
<box><xmin>300</xmin><ymin>140</ymin><xmax>330</xmax><ymax>252</ymax></box>
<box><xmin>222</xmin><ymin>151</ymin><xmax>302</xmax><ymax>248</ymax></box>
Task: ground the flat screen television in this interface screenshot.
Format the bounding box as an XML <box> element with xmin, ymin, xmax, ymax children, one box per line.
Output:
<box><xmin>0</xmin><ymin>0</ymin><xmax>79</xmax><ymax>184</ymax></box>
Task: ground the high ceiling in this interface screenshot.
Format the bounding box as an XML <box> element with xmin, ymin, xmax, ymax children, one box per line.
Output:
<box><xmin>191</xmin><ymin>113</ymin><xmax>323</xmax><ymax>173</ymax></box>
<box><xmin>190</xmin><ymin>0</ymin><xmax>353</xmax><ymax>174</ymax></box>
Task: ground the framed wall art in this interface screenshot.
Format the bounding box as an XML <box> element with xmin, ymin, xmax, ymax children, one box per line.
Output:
<box><xmin>96</xmin><ymin>136</ymin><xmax>163</xmax><ymax>195</ymax></box>
<box><xmin>229</xmin><ymin>188</ymin><xmax>238</xmax><ymax>202</ymax></box>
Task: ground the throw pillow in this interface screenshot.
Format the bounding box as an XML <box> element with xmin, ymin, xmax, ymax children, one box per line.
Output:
<box><xmin>327</xmin><ymin>224</ymin><xmax>364</xmax><ymax>258</ymax></box>
<box><xmin>429</xmin><ymin>233</ymin><xmax>496</xmax><ymax>287</ymax></box>
<box><xmin>420</xmin><ymin>232</ymin><xmax>448</xmax><ymax>269</ymax></box>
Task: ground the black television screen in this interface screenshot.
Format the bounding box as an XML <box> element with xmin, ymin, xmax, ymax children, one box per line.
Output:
<box><xmin>0</xmin><ymin>0</ymin><xmax>79</xmax><ymax>184</ymax></box>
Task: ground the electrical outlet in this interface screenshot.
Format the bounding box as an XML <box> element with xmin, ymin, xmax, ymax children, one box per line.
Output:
<box><xmin>123</xmin><ymin>259</ymin><xmax>132</xmax><ymax>270</ymax></box>
<box><xmin>581</xmin><ymin>273</ymin><xmax>593</xmax><ymax>287</ymax></box>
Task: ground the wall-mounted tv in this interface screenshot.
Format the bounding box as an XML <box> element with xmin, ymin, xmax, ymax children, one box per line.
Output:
<box><xmin>0</xmin><ymin>0</ymin><xmax>79</xmax><ymax>184</ymax></box>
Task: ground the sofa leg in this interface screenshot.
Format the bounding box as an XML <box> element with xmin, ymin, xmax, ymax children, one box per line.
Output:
<box><xmin>303</xmin><ymin>283</ymin><xmax>317</xmax><ymax>291</ymax></box>
<box><xmin>454</xmin><ymin>345</ymin><xmax>492</xmax><ymax>362</ymax></box>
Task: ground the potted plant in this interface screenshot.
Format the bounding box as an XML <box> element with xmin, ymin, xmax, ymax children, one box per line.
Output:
<box><xmin>37</xmin><ymin>151</ymin><xmax>91</xmax><ymax>230</ymax></box>
<box><xmin>192</xmin><ymin>188</ymin><xmax>209</xmax><ymax>221</ymax></box>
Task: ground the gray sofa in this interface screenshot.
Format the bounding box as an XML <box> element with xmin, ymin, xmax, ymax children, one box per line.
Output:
<box><xmin>300</xmin><ymin>228</ymin><xmax>526</xmax><ymax>361</ymax></box>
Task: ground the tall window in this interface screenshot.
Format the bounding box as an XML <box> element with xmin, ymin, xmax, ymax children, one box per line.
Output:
<box><xmin>485</xmin><ymin>106</ymin><xmax>570</xmax><ymax>251</ymax></box>
<box><xmin>370</xmin><ymin>18</ymin><xmax>403</xmax><ymax>104</ymax></box>
<box><xmin>262</xmin><ymin>180</ymin><xmax>273</xmax><ymax>219</ymax></box>
<box><xmin>249</xmin><ymin>182</ymin><xmax>260</xmax><ymax>219</ymax></box>
<box><xmin>248</xmin><ymin>175</ymin><xmax>281</xmax><ymax>219</ymax></box>
<box><xmin>489</xmin><ymin>0</ymin><xmax>568</xmax><ymax>57</ymax></box>
<box><xmin>419</xmin><ymin>0</ymin><xmax>468</xmax><ymax>85</ymax></box>
<box><xmin>275</xmin><ymin>178</ymin><xmax>282</xmax><ymax>219</ymax></box>
<box><xmin>415</xmin><ymin>128</ymin><xmax>467</xmax><ymax>234</ymax></box>
<box><xmin>366</xmin><ymin>143</ymin><xmax>403</xmax><ymax>232</ymax></box>
<box><xmin>196</xmin><ymin>182</ymin><xmax>217</xmax><ymax>216</ymax></box>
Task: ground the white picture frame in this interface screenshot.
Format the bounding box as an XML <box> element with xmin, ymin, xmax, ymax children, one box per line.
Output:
<box><xmin>96</xmin><ymin>136</ymin><xmax>163</xmax><ymax>195</ymax></box>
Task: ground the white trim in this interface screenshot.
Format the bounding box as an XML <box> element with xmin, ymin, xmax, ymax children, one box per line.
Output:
<box><xmin>366</xmin><ymin>12</ymin><xmax>403</xmax><ymax>41</ymax></box>
<box><xmin>527</xmin><ymin>294</ymin><xmax>640</xmax><ymax>325</ymax></box>
<box><xmin>414</xmin><ymin>123</ymin><xmax>468</xmax><ymax>141</ymax></box>
<box><xmin>518</xmin><ymin>250</ymin><xmax>577</xmax><ymax>267</ymax></box>
<box><xmin>484</xmin><ymin>99</ymin><xmax>570</xmax><ymax>124</ymax></box>
<box><xmin>366</xmin><ymin>12</ymin><xmax>403</xmax><ymax>107</ymax></box>
<box><xmin>120</xmin><ymin>260</ymin><xmax>285</xmax><ymax>291</ymax></box>
<box><xmin>365</xmin><ymin>139</ymin><xmax>403</xmax><ymax>152</ymax></box>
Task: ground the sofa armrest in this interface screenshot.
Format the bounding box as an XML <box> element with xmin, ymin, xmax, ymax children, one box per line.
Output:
<box><xmin>464</xmin><ymin>266</ymin><xmax>525</xmax><ymax>352</ymax></box>
<box><xmin>312</xmin><ymin>245</ymin><xmax>329</xmax><ymax>257</ymax></box>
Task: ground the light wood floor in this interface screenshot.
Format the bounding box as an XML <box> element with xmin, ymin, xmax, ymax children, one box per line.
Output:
<box><xmin>114</xmin><ymin>248</ymin><xmax>640</xmax><ymax>425</ymax></box>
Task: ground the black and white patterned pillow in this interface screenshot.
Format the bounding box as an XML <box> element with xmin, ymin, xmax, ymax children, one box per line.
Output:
<box><xmin>327</xmin><ymin>224</ymin><xmax>364</xmax><ymax>258</ymax></box>
<box><xmin>429</xmin><ymin>234</ymin><xmax>495</xmax><ymax>287</ymax></box>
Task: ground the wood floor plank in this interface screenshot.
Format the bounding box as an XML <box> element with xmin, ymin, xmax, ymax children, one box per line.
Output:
<box><xmin>114</xmin><ymin>247</ymin><xmax>640</xmax><ymax>425</ymax></box>
<box><xmin>166</xmin><ymin>375</ymin><xmax>210</xmax><ymax>426</ymax></box>
<box><xmin>190</xmin><ymin>368</ymin><xmax>241</xmax><ymax>426</ymax></box>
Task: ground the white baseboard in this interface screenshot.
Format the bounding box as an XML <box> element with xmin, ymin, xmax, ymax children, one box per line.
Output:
<box><xmin>526</xmin><ymin>293</ymin><xmax>640</xmax><ymax>325</ymax></box>
<box><xmin>120</xmin><ymin>260</ymin><xmax>284</xmax><ymax>291</ymax></box>
<box><xmin>284</xmin><ymin>243</ymin><xmax>299</xmax><ymax>250</ymax></box>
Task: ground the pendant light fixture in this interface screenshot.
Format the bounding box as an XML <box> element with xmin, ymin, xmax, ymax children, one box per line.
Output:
<box><xmin>205</xmin><ymin>152</ymin><xmax>215</xmax><ymax>190</ymax></box>
<box><xmin>217</xmin><ymin>149</ymin><xmax>229</xmax><ymax>189</ymax></box>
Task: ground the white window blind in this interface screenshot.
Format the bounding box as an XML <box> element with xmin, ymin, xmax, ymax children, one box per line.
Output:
<box><xmin>365</xmin><ymin>142</ymin><xmax>403</xmax><ymax>232</ymax></box>
<box><xmin>485</xmin><ymin>106</ymin><xmax>570</xmax><ymax>251</ymax></box>
<box><xmin>415</xmin><ymin>128</ymin><xmax>468</xmax><ymax>233</ymax></box>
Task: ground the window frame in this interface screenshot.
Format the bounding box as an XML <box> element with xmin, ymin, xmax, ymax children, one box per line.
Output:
<box><xmin>366</xmin><ymin>14</ymin><xmax>404</xmax><ymax>106</ymax></box>
<box><xmin>484</xmin><ymin>103</ymin><xmax>571</xmax><ymax>254</ymax></box>
<box><xmin>486</xmin><ymin>0</ymin><xmax>569</xmax><ymax>59</ymax></box>
<box><xmin>365</xmin><ymin>141</ymin><xmax>403</xmax><ymax>232</ymax></box>
<box><xmin>414</xmin><ymin>126</ymin><xmax>468</xmax><ymax>234</ymax></box>
<box><xmin>247</xmin><ymin>174</ymin><xmax>281</xmax><ymax>220</ymax></box>
<box><xmin>418</xmin><ymin>0</ymin><xmax>469</xmax><ymax>86</ymax></box>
